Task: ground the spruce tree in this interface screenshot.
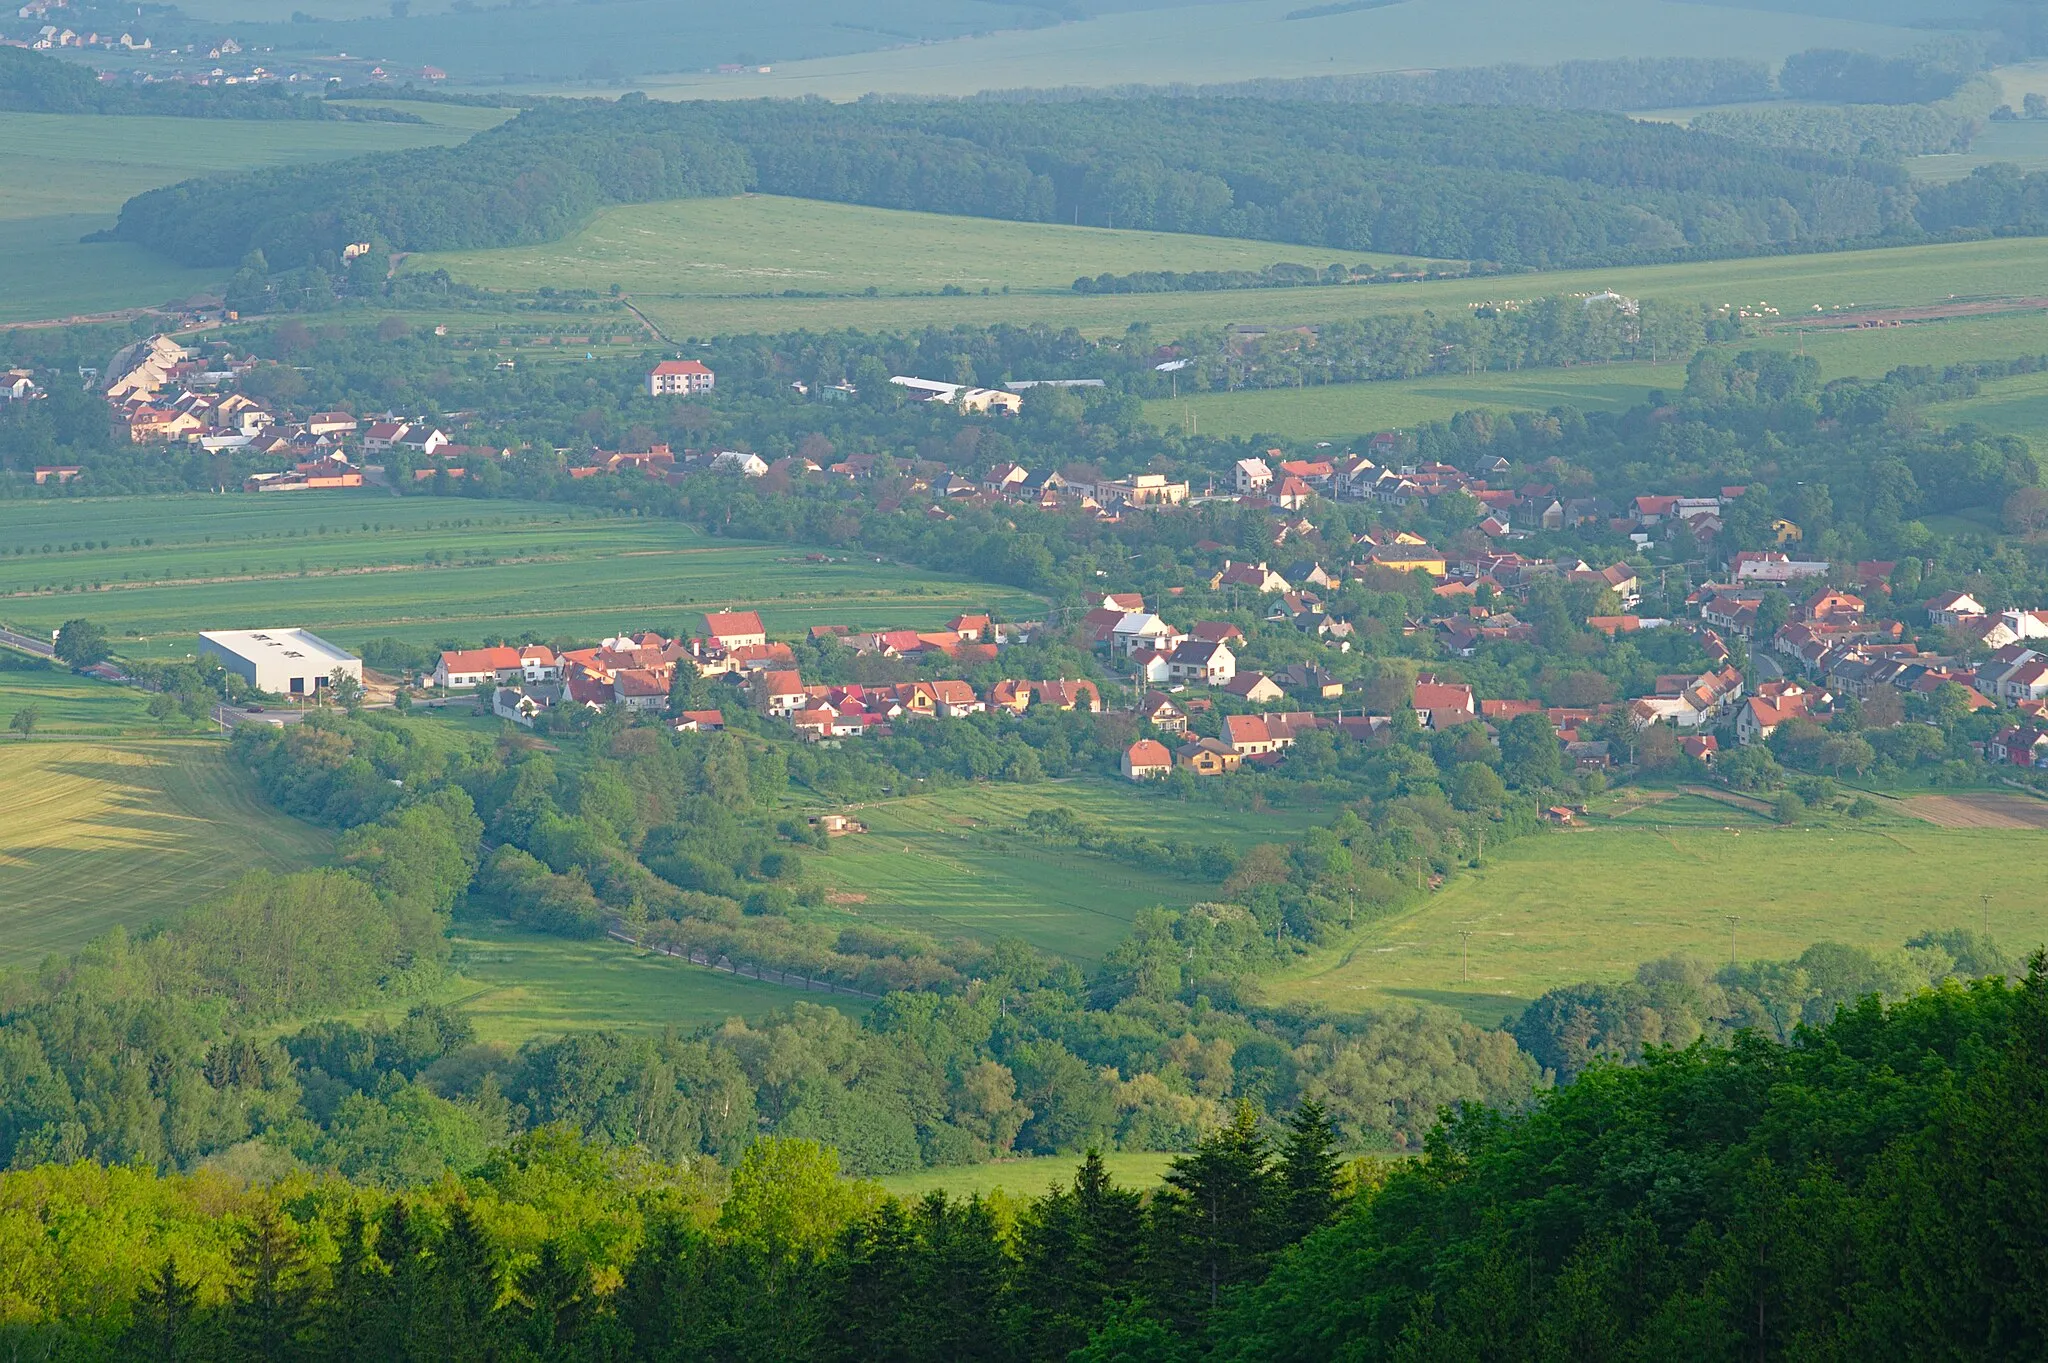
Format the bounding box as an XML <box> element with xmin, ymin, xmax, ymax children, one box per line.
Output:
<box><xmin>1274</xmin><ymin>1099</ymin><xmax>1342</xmax><ymax>1244</ymax></box>
<box><xmin>512</xmin><ymin>1239</ymin><xmax>588</xmax><ymax>1363</ymax></box>
<box><xmin>121</xmin><ymin>1258</ymin><xmax>202</xmax><ymax>1363</ymax></box>
<box><xmin>224</xmin><ymin>1207</ymin><xmax>316</xmax><ymax>1363</ymax></box>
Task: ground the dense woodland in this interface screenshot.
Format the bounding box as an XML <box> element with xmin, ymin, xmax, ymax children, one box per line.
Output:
<box><xmin>1</xmin><ymin>960</ymin><xmax>2041</xmax><ymax>1359</ymax></box>
<box><xmin>111</xmin><ymin>96</ymin><xmax>1918</xmax><ymax>271</ymax></box>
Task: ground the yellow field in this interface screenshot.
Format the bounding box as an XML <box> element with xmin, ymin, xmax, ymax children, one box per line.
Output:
<box><xmin>0</xmin><ymin>740</ymin><xmax>333</xmax><ymax>965</ymax></box>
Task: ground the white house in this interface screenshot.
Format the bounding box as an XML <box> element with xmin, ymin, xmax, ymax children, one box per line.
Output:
<box><xmin>1234</xmin><ymin>458</ymin><xmax>1273</xmax><ymax>495</ymax></box>
<box><xmin>1166</xmin><ymin>639</ymin><xmax>1236</xmax><ymax>686</ymax></box>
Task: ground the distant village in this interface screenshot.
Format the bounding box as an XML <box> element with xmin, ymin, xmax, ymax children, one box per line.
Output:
<box><xmin>75</xmin><ymin>336</ymin><xmax>2048</xmax><ymax>772</ymax></box>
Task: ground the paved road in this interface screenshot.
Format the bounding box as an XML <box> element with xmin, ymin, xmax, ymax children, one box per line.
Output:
<box><xmin>0</xmin><ymin>625</ymin><xmax>55</xmax><ymax>658</ymax></box>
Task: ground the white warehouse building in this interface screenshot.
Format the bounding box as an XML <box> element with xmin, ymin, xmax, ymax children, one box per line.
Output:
<box><xmin>199</xmin><ymin>628</ymin><xmax>362</xmax><ymax>698</ymax></box>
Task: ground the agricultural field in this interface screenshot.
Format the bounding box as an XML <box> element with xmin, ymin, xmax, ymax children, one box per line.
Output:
<box><xmin>0</xmin><ymin>111</ymin><xmax>480</xmax><ymax>323</ymax></box>
<box><xmin>438</xmin><ymin>921</ymin><xmax>866</xmax><ymax>1045</ymax></box>
<box><xmin>0</xmin><ymin>738</ymin><xmax>333</xmax><ymax>966</ymax></box>
<box><xmin>0</xmin><ymin>497</ymin><xmax>1041</xmax><ymax>663</ymax></box>
<box><xmin>1910</xmin><ymin>118</ymin><xmax>2048</xmax><ymax>183</ymax></box>
<box><xmin>620</xmin><ymin>233</ymin><xmax>2048</xmax><ymax>341</ymax></box>
<box><xmin>874</xmin><ymin>1151</ymin><xmax>1178</xmax><ymax>1201</ymax></box>
<box><xmin>803</xmin><ymin>780</ymin><xmax>1328</xmax><ymax>965</ymax></box>
<box><xmin>1143</xmin><ymin>300</ymin><xmax>2048</xmax><ymax>441</ymax></box>
<box><xmin>1144</xmin><ymin>364</ymin><xmax>1693</xmax><ymax>440</ymax></box>
<box><xmin>1265</xmin><ymin>805</ymin><xmax>2048</xmax><ymax>1027</ymax></box>
<box><xmin>412</xmin><ymin>194</ymin><xmax>1427</xmax><ymax>300</ymax></box>
<box><xmin>608</xmin><ymin>0</ymin><xmax>1926</xmax><ymax>102</ymax></box>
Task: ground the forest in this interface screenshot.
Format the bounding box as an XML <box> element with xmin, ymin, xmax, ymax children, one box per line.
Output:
<box><xmin>109</xmin><ymin>95</ymin><xmax>1920</xmax><ymax>272</ymax></box>
<box><xmin>1</xmin><ymin>960</ymin><xmax>2041</xmax><ymax>1360</ymax></box>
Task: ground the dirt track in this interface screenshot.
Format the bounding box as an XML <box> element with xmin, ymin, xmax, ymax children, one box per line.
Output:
<box><xmin>1901</xmin><ymin>793</ymin><xmax>2048</xmax><ymax>830</ymax></box>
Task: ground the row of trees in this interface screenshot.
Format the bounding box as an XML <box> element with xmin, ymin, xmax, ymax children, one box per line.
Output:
<box><xmin>4</xmin><ymin>964</ymin><xmax>2044</xmax><ymax>1357</ymax></box>
<box><xmin>112</xmin><ymin>94</ymin><xmax>1914</xmax><ymax>271</ymax></box>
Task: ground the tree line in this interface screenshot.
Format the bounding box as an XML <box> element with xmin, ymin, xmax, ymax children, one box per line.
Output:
<box><xmin>109</xmin><ymin>94</ymin><xmax>1921</xmax><ymax>272</ymax></box>
<box><xmin>2</xmin><ymin>962</ymin><xmax>2043</xmax><ymax>1358</ymax></box>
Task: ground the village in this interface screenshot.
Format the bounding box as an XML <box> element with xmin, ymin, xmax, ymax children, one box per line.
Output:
<box><xmin>66</xmin><ymin>337</ymin><xmax>2048</xmax><ymax>773</ymax></box>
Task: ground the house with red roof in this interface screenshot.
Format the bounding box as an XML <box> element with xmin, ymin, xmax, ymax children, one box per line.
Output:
<box><xmin>1412</xmin><ymin>673</ymin><xmax>1476</xmax><ymax>728</ymax></box>
<box><xmin>648</xmin><ymin>359</ymin><xmax>714</xmax><ymax>396</ymax></box>
<box><xmin>434</xmin><ymin>646</ymin><xmax>524</xmax><ymax>690</ymax></box>
<box><xmin>703</xmin><ymin>610</ymin><xmax>767</xmax><ymax>649</ymax></box>
<box><xmin>1122</xmin><ymin>739</ymin><xmax>1174</xmax><ymax>780</ymax></box>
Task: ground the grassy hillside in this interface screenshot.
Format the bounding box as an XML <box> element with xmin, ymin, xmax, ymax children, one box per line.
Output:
<box><xmin>804</xmin><ymin>780</ymin><xmax>1327</xmax><ymax>965</ymax></box>
<box><xmin>1264</xmin><ymin>804</ymin><xmax>2048</xmax><ymax>1026</ymax></box>
<box><xmin>0</xmin><ymin>109</ymin><xmax>479</xmax><ymax>322</ymax></box>
<box><xmin>1142</xmin><ymin>296</ymin><xmax>2048</xmax><ymax>441</ymax></box>
<box><xmin>622</xmin><ymin>234</ymin><xmax>2048</xmax><ymax>339</ymax></box>
<box><xmin>0</xmin><ymin>739</ymin><xmax>334</xmax><ymax>965</ymax></box>
<box><xmin>0</xmin><ymin>497</ymin><xmax>1040</xmax><ymax>661</ymax></box>
<box><xmin>608</xmin><ymin>0</ymin><xmax>1928</xmax><ymax>101</ymax></box>
<box><xmin>439</xmin><ymin>921</ymin><xmax>868</xmax><ymax>1044</ymax></box>
<box><xmin>411</xmin><ymin>194</ymin><xmax>1426</xmax><ymax>299</ymax></box>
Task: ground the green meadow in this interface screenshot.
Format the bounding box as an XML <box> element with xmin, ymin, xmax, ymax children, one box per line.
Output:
<box><xmin>805</xmin><ymin>781</ymin><xmax>1327</xmax><ymax>966</ymax></box>
<box><xmin>0</xmin><ymin>109</ymin><xmax>479</xmax><ymax>322</ymax></box>
<box><xmin>412</xmin><ymin>194</ymin><xmax>1423</xmax><ymax>301</ymax></box>
<box><xmin>0</xmin><ymin>738</ymin><xmax>334</xmax><ymax>966</ymax></box>
<box><xmin>617</xmin><ymin>233</ymin><xmax>2048</xmax><ymax>340</ymax></box>
<box><xmin>0</xmin><ymin>496</ymin><xmax>1040</xmax><ymax>661</ymax></box>
<box><xmin>440</xmin><ymin>921</ymin><xmax>868</xmax><ymax>1045</ymax></box>
<box><xmin>1265</xmin><ymin>814</ymin><xmax>2048</xmax><ymax>1027</ymax></box>
<box><xmin>874</xmin><ymin>1151</ymin><xmax>1179</xmax><ymax>1200</ymax></box>
<box><xmin>607</xmin><ymin>0</ymin><xmax>1924</xmax><ymax>102</ymax></box>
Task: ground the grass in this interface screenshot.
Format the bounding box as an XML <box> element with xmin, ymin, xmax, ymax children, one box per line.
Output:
<box><xmin>1911</xmin><ymin>118</ymin><xmax>2048</xmax><ymax>183</ymax></box>
<box><xmin>0</xmin><ymin>664</ymin><xmax>204</xmax><ymax>736</ymax></box>
<box><xmin>0</xmin><ymin>738</ymin><xmax>334</xmax><ymax>966</ymax></box>
<box><xmin>0</xmin><ymin>496</ymin><xmax>1041</xmax><ymax>662</ymax></box>
<box><xmin>412</xmin><ymin>194</ymin><xmax>1428</xmax><ymax>299</ymax></box>
<box><xmin>0</xmin><ymin>111</ymin><xmax>476</xmax><ymax>323</ymax></box>
<box><xmin>1144</xmin><ymin>363</ymin><xmax>1692</xmax><ymax>439</ymax></box>
<box><xmin>1264</xmin><ymin>818</ymin><xmax>2048</xmax><ymax>1027</ymax></box>
<box><xmin>805</xmin><ymin>779</ymin><xmax>1327</xmax><ymax>965</ymax></box>
<box><xmin>618</xmin><ymin>233</ymin><xmax>2048</xmax><ymax>341</ymax></box>
<box><xmin>604</xmin><ymin>0</ymin><xmax>1926</xmax><ymax>102</ymax></box>
<box><xmin>1143</xmin><ymin>301</ymin><xmax>2048</xmax><ymax>440</ymax></box>
<box><xmin>436</xmin><ymin>921</ymin><xmax>867</xmax><ymax>1045</ymax></box>
<box><xmin>874</xmin><ymin>1151</ymin><xmax>1179</xmax><ymax>1201</ymax></box>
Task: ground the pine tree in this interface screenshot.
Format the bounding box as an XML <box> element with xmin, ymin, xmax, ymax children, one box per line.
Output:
<box><xmin>1014</xmin><ymin>1149</ymin><xmax>1145</xmax><ymax>1362</ymax></box>
<box><xmin>617</xmin><ymin>1216</ymin><xmax>686</xmax><ymax>1360</ymax></box>
<box><xmin>429</xmin><ymin>1200</ymin><xmax>502</xmax><ymax>1362</ymax></box>
<box><xmin>122</xmin><ymin>1258</ymin><xmax>201</xmax><ymax>1363</ymax></box>
<box><xmin>224</xmin><ymin>1207</ymin><xmax>316</xmax><ymax>1363</ymax></box>
<box><xmin>317</xmin><ymin>1209</ymin><xmax>380</xmax><ymax>1363</ymax></box>
<box><xmin>1274</xmin><ymin>1099</ymin><xmax>1342</xmax><ymax>1244</ymax></box>
<box><xmin>819</xmin><ymin>1199</ymin><xmax>917</xmax><ymax>1363</ymax></box>
<box><xmin>1146</xmin><ymin>1100</ymin><xmax>1276</xmax><ymax>1324</ymax></box>
<box><xmin>512</xmin><ymin>1239</ymin><xmax>588</xmax><ymax>1363</ymax></box>
<box><xmin>908</xmin><ymin>1193</ymin><xmax>1011</xmax><ymax>1363</ymax></box>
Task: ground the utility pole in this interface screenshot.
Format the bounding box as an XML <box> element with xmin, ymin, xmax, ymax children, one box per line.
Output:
<box><xmin>1459</xmin><ymin>930</ymin><xmax>1473</xmax><ymax>983</ymax></box>
<box><xmin>1982</xmin><ymin>892</ymin><xmax>1991</xmax><ymax>941</ymax></box>
<box><xmin>1725</xmin><ymin>915</ymin><xmax>1740</xmax><ymax>967</ymax></box>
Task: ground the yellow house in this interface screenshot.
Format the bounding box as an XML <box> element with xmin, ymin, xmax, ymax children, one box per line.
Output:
<box><xmin>1771</xmin><ymin>519</ymin><xmax>1802</xmax><ymax>545</ymax></box>
<box><xmin>1363</xmin><ymin>548</ymin><xmax>1448</xmax><ymax>579</ymax></box>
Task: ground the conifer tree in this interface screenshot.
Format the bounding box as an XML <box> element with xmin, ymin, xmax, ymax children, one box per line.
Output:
<box><xmin>224</xmin><ymin>1207</ymin><xmax>316</xmax><ymax>1363</ymax></box>
<box><xmin>1274</xmin><ymin>1100</ymin><xmax>1342</xmax><ymax>1244</ymax></box>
